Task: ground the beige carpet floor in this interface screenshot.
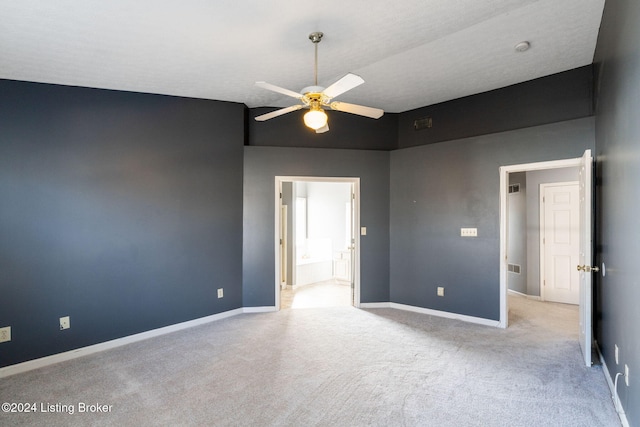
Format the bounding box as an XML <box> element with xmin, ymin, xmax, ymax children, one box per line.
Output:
<box><xmin>280</xmin><ymin>279</ymin><xmax>352</xmax><ymax>309</ymax></box>
<box><xmin>0</xmin><ymin>295</ymin><xmax>621</xmax><ymax>426</ymax></box>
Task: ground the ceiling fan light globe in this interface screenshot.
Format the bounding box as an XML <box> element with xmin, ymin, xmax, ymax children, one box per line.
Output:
<box><xmin>304</xmin><ymin>109</ymin><xmax>328</xmax><ymax>130</ymax></box>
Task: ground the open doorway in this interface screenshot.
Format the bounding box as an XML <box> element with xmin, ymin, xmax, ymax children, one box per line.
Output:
<box><xmin>500</xmin><ymin>150</ymin><xmax>595</xmax><ymax>367</ymax></box>
<box><xmin>275</xmin><ymin>177</ymin><xmax>360</xmax><ymax>310</ymax></box>
<box><xmin>506</xmin><ymin>171</ymin><xmax>580</xmax><ymax>304</ymax></box>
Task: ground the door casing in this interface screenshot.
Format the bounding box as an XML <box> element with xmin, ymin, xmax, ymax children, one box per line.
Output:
<box><xmin>499</xmin><ymin>154</ymin><xmax>587</xmax><ymax>328</ymax></box>
<box><xmin>274</xmin><ymin>176</ymin><xmax>360</xmax><ymax>311</ymax></box>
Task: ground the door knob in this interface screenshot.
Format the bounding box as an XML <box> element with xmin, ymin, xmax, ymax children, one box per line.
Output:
<box><xmin>577</xmin><ymin>265</ymin><xmax>600</xmax><ymax>273</ymax></box>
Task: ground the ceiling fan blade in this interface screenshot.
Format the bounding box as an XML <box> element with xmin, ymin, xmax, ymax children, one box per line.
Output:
<box><xmin>255</xmin><ymin>81</ymin><xmax>302</xmax><ymax>99</ymax></box>
<box><xmin>315</xmin><ymin>123</ymin><xmax>329</xmax><ymax>134</ymax></box>
<box><xmin>322</xmin><ymin>73</ymin><xmax>365</xmax><ymax>99</ymax></box>
<box><xmin>330</xmin><ymin>101</ymin><xmax>384</xmax><ymax>119</ymax></box>
<box><xmin>254</xmin><ymin>105</ymin><xmax>303</xmax><ymax>121</ymax></box>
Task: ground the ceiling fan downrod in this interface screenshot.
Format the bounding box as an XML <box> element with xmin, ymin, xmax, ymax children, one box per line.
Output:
<box><xmin>309</xmin><ymin>32</ymin><xmax>323</xmax><ymax>86</ymax></box>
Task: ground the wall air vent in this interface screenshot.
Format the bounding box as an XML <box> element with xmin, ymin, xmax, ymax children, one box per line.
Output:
<box><xmin>508</xmin><ymin>183</ymin><xmax>520</xmax><ymax>194</ymax></box>
<box><xmin>414</xmin><ymin>116</ymin><xmax>433</xmax><ymax>130</ymax></box>
<box><xmin>508</xmin><ymin>263</ymin><xmax>521</xmax><ymax>274</ymax></box>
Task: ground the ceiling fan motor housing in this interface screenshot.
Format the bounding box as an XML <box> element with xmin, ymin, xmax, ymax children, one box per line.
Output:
<box><xmin>301</xmin><ymin>85</ymin><xmax>325</xmax><ymax>95</ymax></box>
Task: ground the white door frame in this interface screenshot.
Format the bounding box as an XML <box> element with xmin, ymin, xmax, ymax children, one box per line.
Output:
<box><xmin>274</xmin><ymin>176</ymin><xmax>361</xmax><ymax>311</ymax></box>
<box><xmin>280</xmin><ymin>204</ymin><xmax>288</xmax><ymax>289</ymax></box>
<box><xmin>539</xmin><ymin>181</ymin><xmax>579</xmax><ymax>304</ymax></box>
<box><xmin>499</xmin><ymin>156</ymin><xmax>583</xmax><ymax>328</ymax></box>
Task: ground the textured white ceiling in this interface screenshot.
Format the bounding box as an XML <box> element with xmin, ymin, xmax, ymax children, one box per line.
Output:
<box><xmin>0</xmin><ymin>0</ymin><xmax>605</xmax><ymax>113</ymax></box>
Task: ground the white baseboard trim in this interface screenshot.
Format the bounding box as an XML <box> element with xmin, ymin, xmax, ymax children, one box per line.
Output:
<box><xmin>390</xmin><ymin>303</ymin><xmax>501</xmax><ymax>327</ymax></box>
<box><xmin>508</xmin><ymin>289</ymin><xmax>527</xmax><ymax>297</ymax></box>
<box><xmin>361</xmin><ymin>301</ymin><xmax>500</xmax><ymax>327</ymax></box>
<box><xmin>507</xmin><ymin>289</ymin><xmax>542</xmax><ymax>301</ymax></box>
<box><xmin>0</xmin><ymin>302</ymin><xmax>499</xmax><ymax>378</ymax></box>
<box><xmin>596</xmin><ymin>342</ymin><xmax>630</xmax><ymax>427</ymax></box>
<box><xmin>0</xmin><ymin>308</ymin><xmax>244</xmax><ymax>379</ymax></box>
<box><xmin>242</xmin><ymin>306</ymin><xmax>277</xmax><ymax>313</ymax></box>
<box><xmin>359</xmin><ymin>302</ymin><xmax>391</xmax><ymax>309</ymax></box>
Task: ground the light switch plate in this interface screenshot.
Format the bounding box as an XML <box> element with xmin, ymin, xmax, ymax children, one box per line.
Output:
<box><xmin>361</xmin><ymin>227</ymin><xmax>367</xmax><ymax>236</ymax></box>
<box><xmin>461</xmin><ymin>228</ymin><xmax>478</xmax><ymax>237</ymax></box>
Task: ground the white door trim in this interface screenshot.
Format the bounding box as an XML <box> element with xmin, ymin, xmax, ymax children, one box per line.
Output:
<box><xmin>280</xmin><ymin>204</ymin><xmax>288</xmax><ymax>289</ymax></box>
<box><xmin>499</xmin><ymin>157</ymin><xmax>582</xmax><ymax>328</ymax></box>
<box><xmin>539</xmin><ymin>181</ymin><xmax>580</xmax><ymax>304</ymax></box>
<box><xmin>274</xmin><ymin>176</ymin><xmax>361</xmax><ymax>310</ymax></box>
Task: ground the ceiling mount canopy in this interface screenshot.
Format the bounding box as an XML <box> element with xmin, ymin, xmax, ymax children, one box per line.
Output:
<box><xmin>254</xmin><ymin>32</ymin><xmax>384</xmax><ymax>134</ymax></box>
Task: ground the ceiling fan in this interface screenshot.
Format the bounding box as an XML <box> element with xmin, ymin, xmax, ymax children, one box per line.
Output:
<box><xmin>254</xmin><ymin>32</ymin><xmax>384</xmax><ymax>133</ymax></box>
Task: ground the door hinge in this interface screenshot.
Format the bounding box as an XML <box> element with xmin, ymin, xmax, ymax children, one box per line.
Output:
<box><xmin>279</xmin><ymin>192</ymin><xmax>282</xmax><ymax>199</ymax></box>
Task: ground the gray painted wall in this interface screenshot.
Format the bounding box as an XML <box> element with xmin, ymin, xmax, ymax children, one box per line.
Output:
<box><xmin>249</xmin><ymin>108</ymin><xmax>398</xmax><ymax>150</ymax></box>
<box><xmin>0</xmin><ymin>80</ymin><xmax>245</xmax><ymax>368</ymax></box>
<box><xmin>593</xmin><ymin>0</ymin><xmax>640</xmax><ymax>422</ymax></box>
<box><xmin>525</xmin><ymin>167</ymin><xmax>579</xmax><ymax>297</ymax></box>
<box><xmin>507</xmin><ymin>172</ymin><xmax>527</xmax><ymax>294</ymax></box>
<box><xmin>243</xmin><ymin>146</ymin><xmax>390</xmax><ymax>306</ymax></box>
<box><xmin>390</xmin><ymin>117</ymin><xmax>595</xmax><ymax>320</ymax></box>
<box><xmin>398</xmin><ymin>66</ymin><xmax>593</xmax><ymax>148</ymax></box>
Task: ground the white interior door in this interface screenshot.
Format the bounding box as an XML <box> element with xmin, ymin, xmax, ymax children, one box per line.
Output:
<box><xmin>578</xmin><ymin>149</ymin><xmax>594</xmax><ymax>367</ymax></box>
<box><xmin>541</xmin><ymin>182</ymin><xmax>580</xmax><ymax>304</ymax></box>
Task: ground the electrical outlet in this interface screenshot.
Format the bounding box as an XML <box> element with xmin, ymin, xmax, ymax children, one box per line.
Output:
<box><xmin>625</xmin><ymin>364</ymin><xmax>630</xmax><ymax>386</ymax></box>
<box><xmin>59</xmin><ymin>316</ymin><xmax>70</xmax><ymax>330</ymax></box>
<box><xmin>615</xmin><ymin>344</ymin><xmax>619</xmax><ymax>364</ymax></box>
<box><xmin>460</xmin><ymin>228</ymin><xmax>478</xmax><ymax>237</ymax></box>
<box><xmin>0</xmin><ymin>326</ymin><xmax>11</xmax><ymax>343</ymax></box>
<box><xmin>217</xmin><ymin>288</ymin><xmax>223</xmax><ymax>299</ymax></box>
<box><xmin>437</xmin><ymin>287</ymin><xmax>445</xmax><ymax>297</ymax></box>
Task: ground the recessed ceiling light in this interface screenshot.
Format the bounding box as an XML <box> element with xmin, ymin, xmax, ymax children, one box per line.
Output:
<box><xmin>515</xmin><ymin>41</ymin><xmax>530</xmax><ymax>52</ymax></box>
